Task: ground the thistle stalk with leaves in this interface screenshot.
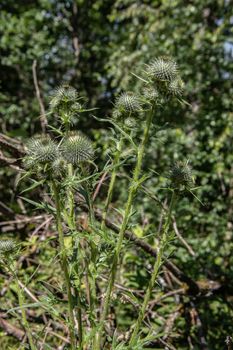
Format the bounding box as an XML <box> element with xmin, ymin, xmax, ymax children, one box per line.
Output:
<box><xmin>0</xmin><ymin>240</ymin><xmax>37</xmax><ymax>350</ymax></box>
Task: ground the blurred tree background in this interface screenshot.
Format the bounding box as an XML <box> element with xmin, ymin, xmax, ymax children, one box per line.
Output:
<box><xmin>0</xmin><ymin>0</ymin><xmax>233</xmax><ymax>349</ymax></box>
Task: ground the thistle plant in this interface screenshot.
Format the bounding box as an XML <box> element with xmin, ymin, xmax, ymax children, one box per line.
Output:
<box><xmin>94</xmin><ymin>56</ymin><xmax>186</xmax><ymax>349</ymax></box>
<box><xmin>129</xmin><ymin>161</ymin><xmax>195</xmax><ymax>346</ymax></box>
<box><xmin>16</xmin><ymin>56</ymin><xmax>191</xmax><ymax>350</ymax></box>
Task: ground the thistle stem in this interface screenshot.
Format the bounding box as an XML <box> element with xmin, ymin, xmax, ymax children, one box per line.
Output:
<box><xmin>52</xmin><ymin>180</ymin><xmax>77</xmax><ymax>350</ymax></box>
<box><xmin>66</xmin><ymin>164</ymin><xmax>84</xmax><ymax>350</ymax></box>
<box><xmin>101</xmin><ymin>135</ymin><xmax>124</xmax><ymax>230</ymax></box>
<box><xmin>129</xmin><ymin>191</ymin><xmax>177</xmax><ymax>347</ymax></box>
<box><xmin>95</xmin><ymin>105</ymin><xmax>155</xmax><ymax>350</ymax></box>
<box><xmin>80</xmin><ymin>168</ymin><xmax>98</xmax><ymax>348</ymax></box>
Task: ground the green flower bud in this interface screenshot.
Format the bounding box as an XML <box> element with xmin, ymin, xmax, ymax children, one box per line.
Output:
<box><xmin>61</xmin><ymin>132</ymin><xmax>94</xmax><ymax>165</ymax></box>
<box><xmin>168</xmin><ymin>161</ymin><xmax>194</xmax><ymax>190</ymax></box>
<box><xmin>50</xmin><ymin>85</ymin><xmax>79</xmax><ymax>112</ymax></box>
<box><xmin>143</xmin><ymin>87</ymin><xmax>159</xmax><ymax>102</ymax></box>
<box><xmin>49</xmin><ymin>85</ymin><xmax>83</xmax><ymax>125</ymax></box>
<box><xmin>168</xmin><ymin>77</ymin><xmax>184</xmax><ymax>96</ymax></box>
<box><xmin>146</xmin><ymin>57</ymin><xmax>178</xmax><ymax>82</ymax></box>
<box><xmin>114</xmin><ymin>92</ymin><xmax>142</xmax><ymax>118</ymax></box>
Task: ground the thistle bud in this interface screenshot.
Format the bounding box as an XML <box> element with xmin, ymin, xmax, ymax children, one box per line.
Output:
<box><xmin>143</xmin><ymin>87</ymin><xmax>159</xmax><ymax>102</ymax></box>
<box><xmin>25</xmin><ymin>135</ymin><xmax>59</xmax><ymax>165</ymax></box>
<box><xmin>168</xmin><ymin>161</ymin><xmax>194</xmax><ymax>190</ymax></box>
<box><xmin>49</xmin><ymin>85</ymin><xmax>82</xmax><ymax>124</ymax></box>
<box><xmin>146</xmin><ymin>57</ymin><xmax>178</xmax><ymax>82</ymax></box>
<box><xmin>61</xmin><ymin>132</ymin><xmax>94</xmax><ymax>165</ymax></box>
<box><xmin>168</xmin><ymin>77</ymin><xmax>184</xmax><ymax>96</ymax></box>
<box><xmin>51</xmin><ymin>157</ymin><xmax>68</xmax><ymax>178</ymax></box>
<box><xmin>114</xmin><ymin>92</ymin><xmax>142</xmax><ymax>118</ymax></box>
<box><xmin>0</xmin><ymin>240</ymin><xmax>17</xmax><ymax>256</ymax></box>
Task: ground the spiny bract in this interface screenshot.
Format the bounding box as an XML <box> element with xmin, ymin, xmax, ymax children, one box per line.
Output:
<box><xmin>0</xmin><ymin>240</ymin><xmax>16</xmax><ymax>255</ymax></box>
<box><xmin>168</xmin><ymin>161</ymin><xmax>194</xmax><ymax>189</ymax></box>
<box><xmin>146</xmin><ymin>57</ymin><xmax>178</xmax><ymax>82</ymax></box>
<box><xmin>114</xmin><ymin>92</ymin><xmax>142</xmax><ymax>115</ymax></box>
<box><xmin>61</xmin><ymin>132</ymin><xmax>94</xmax><ymax>165</ymax></box>
<box><xmin>26</xmin><ymin>135</ymin><xmax>59</xmax><ymax>165</ymax></box>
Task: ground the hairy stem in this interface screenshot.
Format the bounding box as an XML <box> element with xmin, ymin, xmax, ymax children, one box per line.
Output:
<box><xmin>129</xmin><ymin>191</ymin><xmax>177</xmax><ymax>347</ymax></box>
<box><xmin>52</xmin><ymin>180</ymin><xmax>77</xmax><ymax>350</ymax></box>
<box><xmin>95</xmin><ymin>105</ymin><xmax>155</xmax><ymax>350</ymax></box>
<box><xmin>81</xmin><ymin>168</ymin><xmax>98</xmax><ymax>348</ymax></box>
<box><xmin>66</xmin><ymin>164</ymin><xmax>84</xmax><ymax>350</ymax></box>
<box><xmin>101</xmin><ymin>135</ymin><xmax>124</xmax><ymax>230</ymax></box>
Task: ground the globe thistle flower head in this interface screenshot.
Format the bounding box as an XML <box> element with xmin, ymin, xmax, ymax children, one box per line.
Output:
<box><xmin>168</xmin><ymin>77</ymin><xmax>184</xmax><ymax>96</ymax></box>
<box><xmin>61</xmin><ymin>132</ymin><xmax>94</xmax><ymax>165</ymax></box>
<box><xmin>146</xmin><ymin>57</ymin><xmax>178</xmax><ymax>82</ymax></box>
<box><xmin>168</xmin><ymin>161</ymin><xmax>194</xmax><ymax>190</ymax></box>
<box><xmin>114</xmin><ymin>92</ymin><xmax>142</xmax><ymax>118</ymax></box>
<box><xmin>0</xmin><ymin>239</ymin><xmax>17</xmax><ymax>256</ymax></box>
<box><xmin>25</xmin><ymin>135</ymin><xmax>59</xmax><ymax>165</ymax></box>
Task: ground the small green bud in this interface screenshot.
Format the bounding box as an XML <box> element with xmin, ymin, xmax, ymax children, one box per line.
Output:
<box><xmin>168</xmin><ymin>161</ymin><xmax>194</xmax><ymax>190</ymax></box>
<box><xmin>143</xmin><ymin>87</ymin><xmax>159</xmax><ymax>102</ymax></box>
<box><xmin>114</xmin><ymin>92</ymin><xmax>142</xmax><ymax>118</ymax></box>
<box><xmin>49</xmin><ymin>85</ymin><xmax>83</xmax><ymax>124</ymax></box>
<box><xmin>61</xmin><ymin>132</ymin><xmax>94</xmax><ymax>165</ymax></box>
<box><xmin>168</xmin><ymin>77</ymin><xmax>184</xmax><ymax>96</ymax></box>
<box><xmin>50</xmin><ymin>85</ymin><xmax>79</xmax><ymax>112</ymax></box>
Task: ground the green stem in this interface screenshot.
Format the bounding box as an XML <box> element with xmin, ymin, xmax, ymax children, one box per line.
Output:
<box><xmin>52</xmin><ymin>180</ymin><xmax>76</xmax><ymax>350</ymax></box>
<box><xmin>129</xmin><ymin>191</ymin><xmax>177</xmax><ymax>347</ymax></box>
<box><xmin>81</xmin><ymin>169</ymin><xmax>99</xmax><ymax>348</ymax></box>
<box><xmin>66</xmin><ymin>164</ymin><xmax>84</xmax><ymax>350</ymax></box>
<box><xmin>94</xmin><ymin>105</ymin><xmax>155</xmax><ymax>350</ymax></box>
<box><xmin>101</xmin><ymin>135</ymin><xmax>124</xmax><ymax>230</ymax></box>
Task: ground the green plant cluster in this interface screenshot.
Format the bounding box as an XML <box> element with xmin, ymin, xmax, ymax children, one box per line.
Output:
<box><xmin>0</xmin><ymin>1</ymin><xmax>232</xmax><ymax>349</ymax></box>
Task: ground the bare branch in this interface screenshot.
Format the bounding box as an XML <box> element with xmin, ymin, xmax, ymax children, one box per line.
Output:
<box><xmin>32</xmin><ymin>59</ymin><xmax>47</xmax><ymax>133</ymax></box>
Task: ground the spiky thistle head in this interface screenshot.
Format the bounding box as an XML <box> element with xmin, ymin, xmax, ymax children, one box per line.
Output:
<box><xmin>168</xmin><ymin>160</ymin><xmax>194</xmax><ymax>190</ymax></box>
<box><xmin>113</xmin><ymin>92</ymin><xmax>142</xmax><ymax>118</ymax></box>
<box><xmin>50</xmin><ymin>84</ymin><xmax>78</xmax><ymax>109</ymax></box>
<box><xmin>0</xmin><ymin>239</ymin><xmax>17</xmax><ymax>256</ymax></box>
<box><xmin>61</xmin><ymin>132</ymin><xmax>94</xmax><ymax>165</ymax></box>
<box><xmin>146</xmin><ymin>57</ymin><xmax>178</xmax><ymax>82</ymax></box>
<box><xmin>168</xmin><ymin>77</ymin><xmax>184</xmax><ymax>96</ymax></box>
<box><xmin>25</xmin><ymin>135</ymin><xmax>59</xmax><ymax>166</ymax></box>
<box><xmin>49</xmin><ymin>84</ymin><xmax>82</xmax><ymax>123</ymax></box>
